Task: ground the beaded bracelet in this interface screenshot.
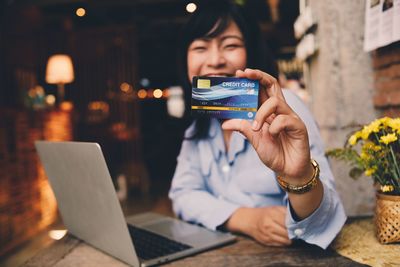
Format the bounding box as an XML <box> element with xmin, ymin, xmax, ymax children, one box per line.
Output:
<box><xmin>277</xmin><ymin>159</ymin><xmax>320</xmax><ymax>194</ymax></box>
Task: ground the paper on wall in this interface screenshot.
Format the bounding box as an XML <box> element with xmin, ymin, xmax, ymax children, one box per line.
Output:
<box><xmin>364</xmin><ymin>0</ymin><xmax>382</xmax><ymax>52</ymax></box>
<box><xmin>364</xmin><ymin>0</ymin><xmax>400</xmax><ymax>52</ymax></box>
<box><xmin>393</xmin><ymin>0</ymin><xmax>400</xmax><ymax>42</ymax></box>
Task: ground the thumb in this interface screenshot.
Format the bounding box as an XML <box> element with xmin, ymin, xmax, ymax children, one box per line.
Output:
<box><xmin>221</xmin><ymin>119</ymin><xmax>254</xmax><ymax>139</ymax></box>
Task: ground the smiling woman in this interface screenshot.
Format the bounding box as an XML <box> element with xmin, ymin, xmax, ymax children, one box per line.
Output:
<box><xmin>178</xmin><ymin>0</ymin><xmax>278</xmax><ymax>139</ymax></box>
<box><xmin>169</xmin><ymin>0</ymin><xmax>346</xmax><ymax>250</ymax></box>
<box><xmin>187</xmin><ymin>21</ymin><xmax>247</xmax><ymax>81</ymax></box>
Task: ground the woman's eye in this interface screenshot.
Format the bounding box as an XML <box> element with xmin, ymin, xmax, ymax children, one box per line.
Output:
<box><xmin>192</xmin><ymin>46</ymin><xmax>206</xmax><ymax>51</ymax></box>
<box><xmin>189</xmin><ymin>40</ymin><xmax>208</xmax><ymax>52</ymax></box>
<box><xmin>224</xmin><ymin>43</ymin><xmax>243</xmax><ymax>50</ymax></box>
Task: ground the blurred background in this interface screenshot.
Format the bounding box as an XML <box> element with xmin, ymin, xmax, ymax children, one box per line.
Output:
<box><xmin>0</xmin><ymin>0</ymin><xmax>301</xmax><ymax>190</ymax></box>
<box><xmin>0</xmin><ymin>0</ymin><xmax>399</xmax><ymax>266</ymax></box>
<box><xmin>0</xmin><ymin>0</ymin><xmax>303</xmax><ymax>264</ymax></box>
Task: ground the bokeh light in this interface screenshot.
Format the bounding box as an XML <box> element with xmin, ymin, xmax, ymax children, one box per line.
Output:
<box><xmin>76</xmin><ymin>8</ymin><xmax>86</xmax><ymax>17</ymax></box>
<box><xmin>138</xmin><ymin>89</ymin><xmax>147</xmax><ymax>99</ymax></box>
<box><xmin>153</xmin><ymin>89</ymin><xmax>163</xmax><ymax>98</ymax></box>
<box><xmin>186</xmin><ymin>3</ymin><xmax>197</xmax><ymax>13</ymax></box>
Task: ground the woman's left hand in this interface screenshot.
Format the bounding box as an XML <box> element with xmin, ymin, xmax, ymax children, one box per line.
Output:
<box><xmin>222</xmin><ymin>68</ymin><xmax>313</xmax><ymax>183</ymax></box>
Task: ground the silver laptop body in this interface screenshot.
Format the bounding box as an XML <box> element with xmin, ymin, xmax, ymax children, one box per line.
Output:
<box><xmin>35</xmin><ymin>141</ymin><xmax>236</xmax><ymax>267</ymax></box>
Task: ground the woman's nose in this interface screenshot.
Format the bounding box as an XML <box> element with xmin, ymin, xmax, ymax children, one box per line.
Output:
<box><xmin>207</xmin><ymin>46</ymin><xmax>226</xmax><ymax>67</ymax></box>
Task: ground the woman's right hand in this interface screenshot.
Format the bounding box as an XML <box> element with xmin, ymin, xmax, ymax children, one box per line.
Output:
<box><xmin>225</xmin><ymin>206</ymin><xmax>292</xmax><ymax>246</ymax></box>
<box><xmin>222</xmin><ymin>69</ymin><xmax>312</xmax><ymax>185</ymax></box>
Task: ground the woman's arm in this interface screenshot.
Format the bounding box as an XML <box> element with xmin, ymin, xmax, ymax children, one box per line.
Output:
<box><xmin>222</xmin><ymin>69</ymin><xmax>346</xmax><ymax>249</ymax></box>
<box><xmin>222</xmin><ymin>68</ymin><xmax>322</xmax><ymax>218</ymax></box>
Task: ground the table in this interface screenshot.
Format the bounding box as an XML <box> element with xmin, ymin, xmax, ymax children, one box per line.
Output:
<box><xmin>22</xmin><ymin>228</ymin><xmax>367</xmax><ymax>267</ymax></box>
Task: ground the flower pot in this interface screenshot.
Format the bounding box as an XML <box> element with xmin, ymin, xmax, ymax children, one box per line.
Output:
<box><xmin>374</xmin><ymin>193</ymin><xmax>400</xmax><ymax>244</ymax></box>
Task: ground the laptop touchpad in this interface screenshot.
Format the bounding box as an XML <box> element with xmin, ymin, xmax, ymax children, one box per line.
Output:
<box><xmin>142</xmin><ymin>220</ymin><xmax>200</xmax><ymax>240</ymax></box>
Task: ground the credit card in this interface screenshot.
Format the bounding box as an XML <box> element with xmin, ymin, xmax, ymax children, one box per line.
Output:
<box><xmin>191</xmin><ymin>76</ymin><xmax>259</xmax><ymax>119</ymax></box>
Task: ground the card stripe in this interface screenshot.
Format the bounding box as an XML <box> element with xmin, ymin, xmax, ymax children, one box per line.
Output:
<box><xmin>192</xmin><ymin>105</ymin><xmax>257</xmax><ymax>112</ymax></box>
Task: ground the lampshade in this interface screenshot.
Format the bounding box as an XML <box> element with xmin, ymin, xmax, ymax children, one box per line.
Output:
<box><xmin>45</xmin><ymin>54</ymin><xmax>75</xmax><ymax>84</ymax></box>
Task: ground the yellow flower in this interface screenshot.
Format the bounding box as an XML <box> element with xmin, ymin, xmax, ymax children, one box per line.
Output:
<box><xmin>362</xmin><ymin>142</ymin><xmax>382</xmax><ymax>152</ymax></box>
<box><xmin>381</xmin><ymin>185</ymin><xmax>394</xmax><ymax>192</ymax></box>
<box><xmin>369</xmin><ymin>119</ymin><xmax>381</xmax><ymax>133</ymax></box>
<box><xmin>372</xmin><ymin>144</ymin><xmax>382</xmax><ymax>151</ymax></box>
<box><xmin>348</xmin><ymin>133</ymin><xmax>359</xmax><ymax>146</ymax></box>
<box><xmin>359</xmin><ymin>119</ymin><xmax>382</xmax><ymax>140</ymax></box>
<box><xmin>364</xmin><ymin>168</ymin><xmax>376</xmax><ymax>176</ymax></box>
<box><xmin>360</xmin><ymin>127</ymin><xmax>371</xmax><ymax>140</ymax></box>
<box><xmin>387</xmin><ymin>118</ymin><xmax>400</xmax><ymax>132</ymax></box>
<box><xmin>360</xmin><ymin>151</ymin><xmax>369</xmax><ymax>160</ymax></box>
<box><xmin>379</xmin><ymin>117</ymin><xmax>391</xmax><ymax>126</ymax></box>
<box><xmin>379</xmin><ymin>133</ymin><xmax>398</xmax><ymax>145</ymax></box>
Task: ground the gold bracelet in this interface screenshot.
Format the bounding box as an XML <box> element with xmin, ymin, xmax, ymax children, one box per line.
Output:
<box><xmin>277</xmin><ymin>159</ymin><xmax>320</xmax><ymax>194</ymax></box>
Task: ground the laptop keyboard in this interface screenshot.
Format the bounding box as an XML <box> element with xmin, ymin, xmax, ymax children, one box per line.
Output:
<box><xmin>127</xmin><ymin>224</ymin><xmax>193</xmax><ymax>260</ymax></box>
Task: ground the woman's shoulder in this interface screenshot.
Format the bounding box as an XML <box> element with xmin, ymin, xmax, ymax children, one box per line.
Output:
<box><xmin>282</xmin><ymin>89</ymin><xmax>312</xmax><ymax>116</ymax></box>
<box><xmin>282</xmin><ymin>88</ymin><xmax>306</xmax><ymax>105</ymax></box>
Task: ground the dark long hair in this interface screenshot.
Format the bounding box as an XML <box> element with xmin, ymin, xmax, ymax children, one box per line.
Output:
<box><xmin>178</xmin><ymin>0</ymin><xmax>278</xmax><ymax>139</ymax></box>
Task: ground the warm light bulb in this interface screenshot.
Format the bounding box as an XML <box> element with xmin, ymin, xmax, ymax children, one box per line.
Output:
<box><xmin>153</xmin><ymin>89</ymin><xmax>163</xmax><ymax>98</ymax></box>
<box><xmin>60</xmin><ymin>101</ymin><xmax>74</xmax><ymax>111</ymax></box>
<box><xmin>76</xmin><ymin>8</ymin><xmax>86</xmax><ymax>17</ymax></box>
<box><xmin>45</xmin><ymin>95</ymin><xmax>56</xmax><ymax>106</ymax></box>
<box><xmin>48</xmin><ymin>230</ymin><xmax>68</xmax><ymax>240</ymax></box>
<box><xmin>138</xmin><ymin>89</ymin><xmax>147</xmax><ymax>99</ymax></box>
<box><xmin>120</xmin><ymin>82</ymin><xmax>133</xmax><ymax>93</ymax></box>
<box><xmin>186</xmin><ymin>3</ymin><xmax>197</xmax><ymax>13</ymax></box>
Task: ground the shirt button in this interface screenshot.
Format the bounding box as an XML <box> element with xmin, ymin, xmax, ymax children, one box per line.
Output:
<box><xmin>222</xmin><ymin>165</ymin><xmax>230</xmax><ymax>173</ymax></box>
<box><xmin>294</xmin><ymin>228</ymin><xmax>304</xmax><ymax>236</ymax></box>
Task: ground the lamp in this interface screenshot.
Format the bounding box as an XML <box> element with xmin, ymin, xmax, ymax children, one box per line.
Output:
<box><xmin>45</xmin><ymin>54</ymin><xmax>74</xmax><ymax>104</ymax></box>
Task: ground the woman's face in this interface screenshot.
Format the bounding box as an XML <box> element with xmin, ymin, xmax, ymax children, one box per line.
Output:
<box><xmin>187</xmin><ymin>20</ymin><xmax>247</xmax><ymax>82</ymax></box>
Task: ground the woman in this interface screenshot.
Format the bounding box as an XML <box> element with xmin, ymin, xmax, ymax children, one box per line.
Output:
<box><xmin>169</xmin><ymin>0</ymin><xmax>346</xmax><ymax>249</ymax></box>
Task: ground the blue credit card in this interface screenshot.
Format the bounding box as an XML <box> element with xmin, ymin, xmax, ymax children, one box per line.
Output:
<box><xmin>191</xmin><ymin>76</ymin><xmax>259</xmax><ymax>119</ymax></box>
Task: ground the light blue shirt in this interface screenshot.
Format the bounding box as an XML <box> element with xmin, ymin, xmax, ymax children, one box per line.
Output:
<box><xmin>169</xmin><ymin>89</ymin><xmax>346</xmax><ymax>249</ymax></box>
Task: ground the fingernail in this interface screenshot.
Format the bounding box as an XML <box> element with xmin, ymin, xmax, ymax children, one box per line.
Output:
<box><xmin>252</xmin><ymin>120</ymin><xmax>258</xmax><ymax>130</ymax></box>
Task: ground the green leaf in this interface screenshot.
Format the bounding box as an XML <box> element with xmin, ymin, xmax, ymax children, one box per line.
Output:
<box><xmin>349</xmin><ymin>167</ymin><xmax>363</xmax><ymax>179</ymax></box>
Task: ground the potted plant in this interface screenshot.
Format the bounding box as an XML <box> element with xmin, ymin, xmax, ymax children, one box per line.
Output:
<box><xmin>326</xmin><ymin>117</ymin><xmax>400</xmax><ymax>244</ymax></box>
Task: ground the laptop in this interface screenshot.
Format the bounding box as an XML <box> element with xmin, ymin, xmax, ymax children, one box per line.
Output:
<box><xmin>35</xmin><ymin>141</ymin><xmax>236</xmax><ymax>267</ymax></box>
